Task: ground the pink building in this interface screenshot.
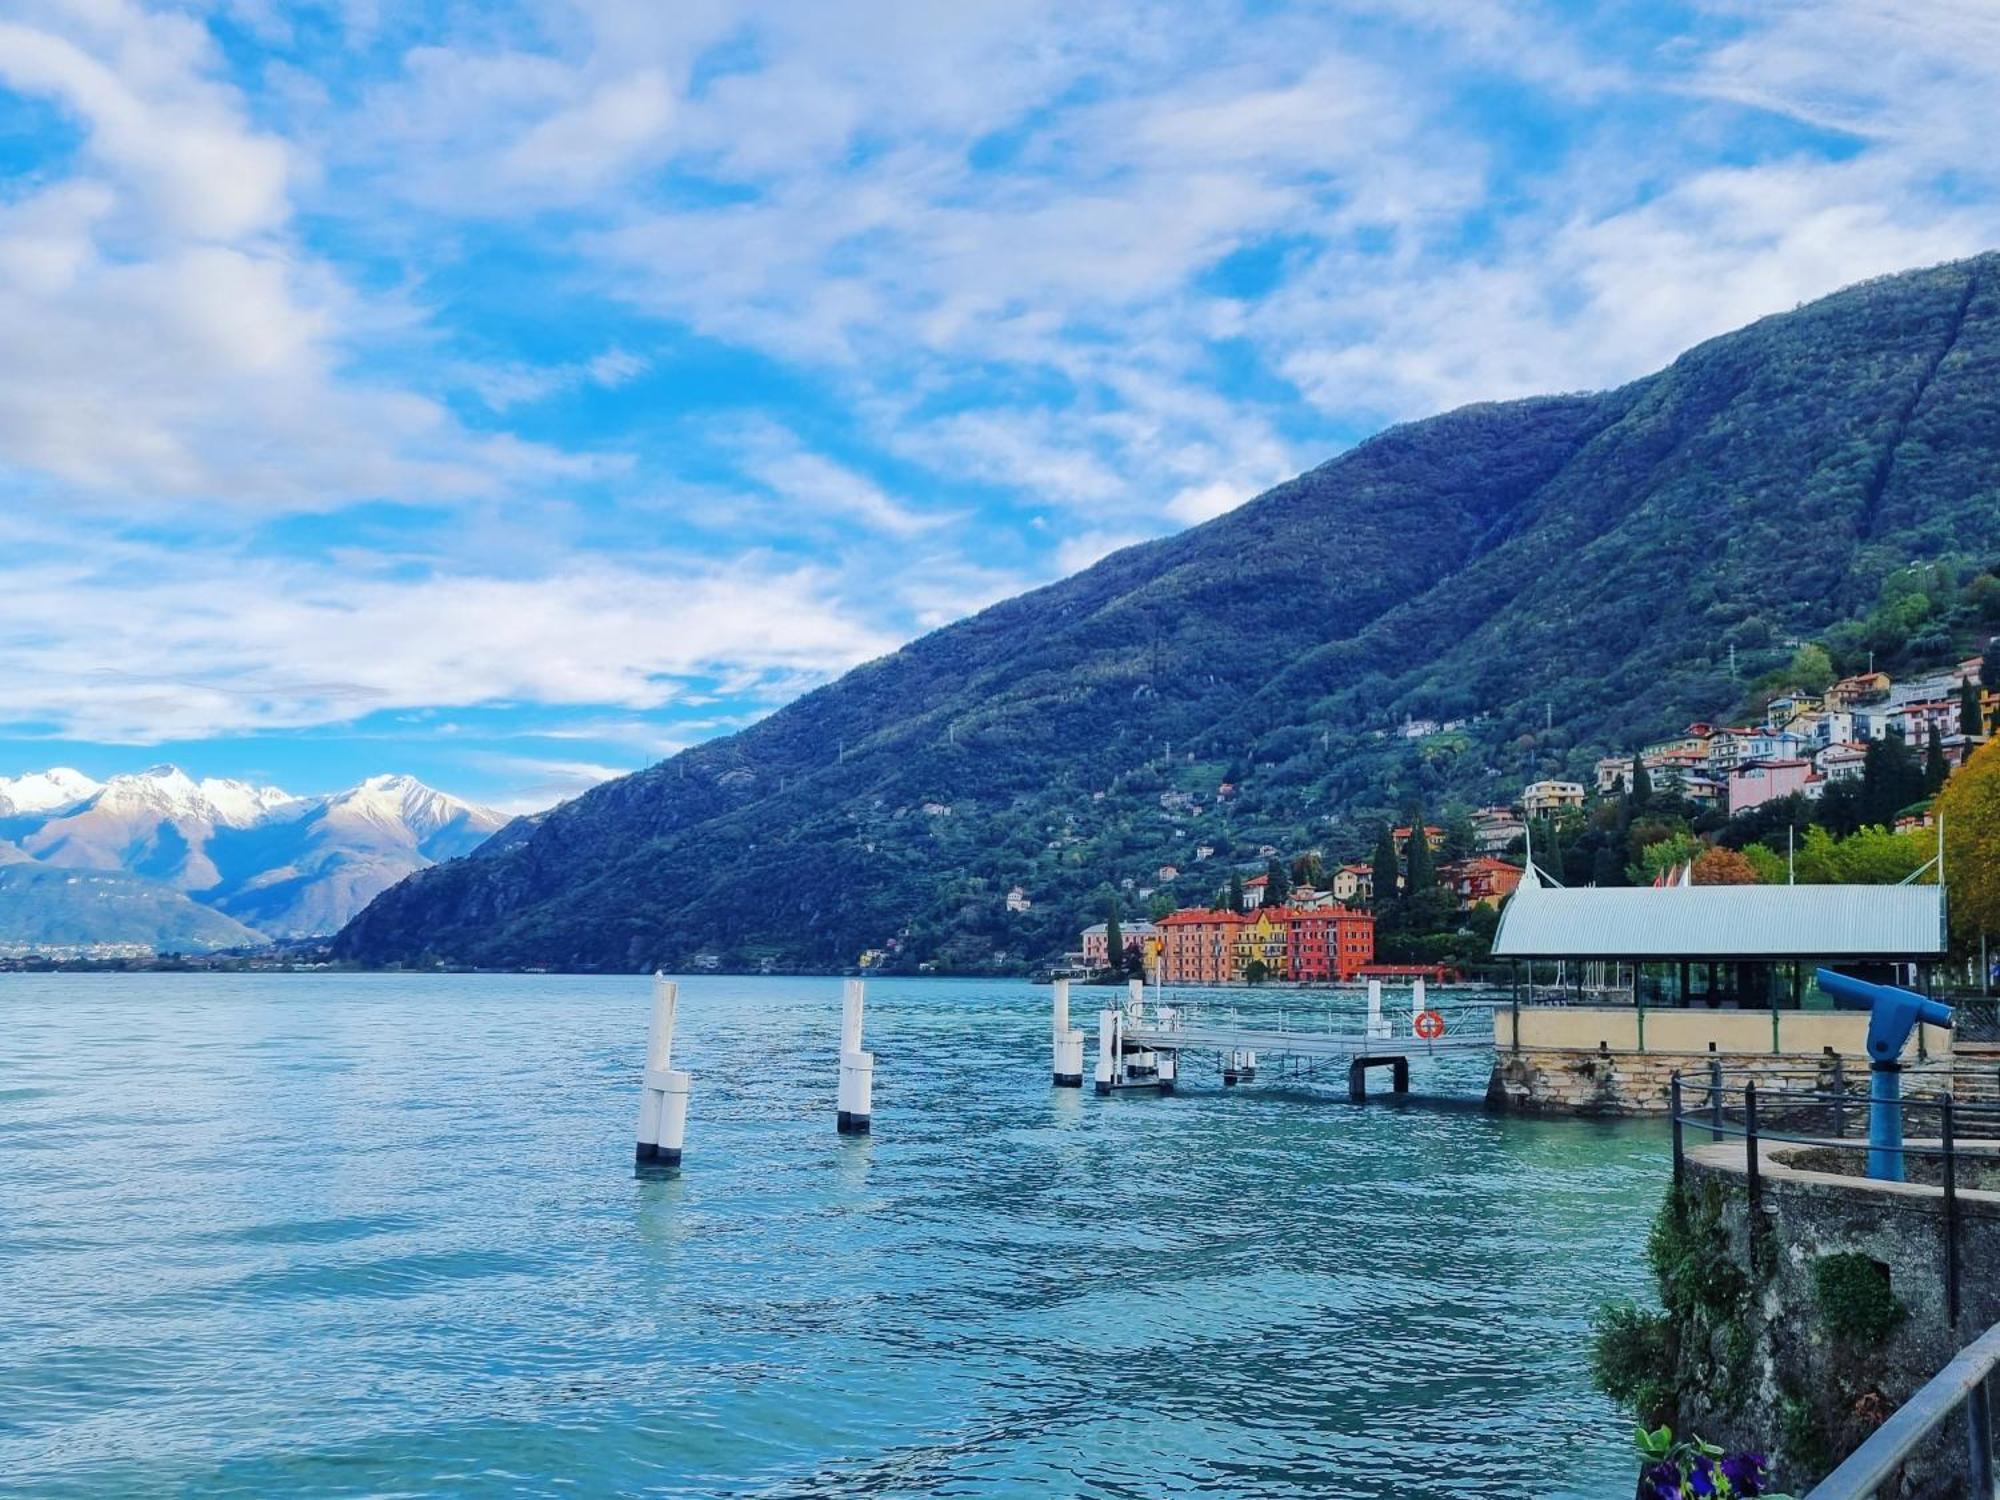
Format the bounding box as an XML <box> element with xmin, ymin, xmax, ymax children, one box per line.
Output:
<box><xmin>1727</xmin><ymin>758</ymin><xmax>1814</xmax><ymax>816</ymax></box>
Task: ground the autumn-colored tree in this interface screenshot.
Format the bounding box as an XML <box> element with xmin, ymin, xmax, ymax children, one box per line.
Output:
<box><xmin>1691</xmin><ymin>846</ymin><xmax>1761</xmax><ymax>885</ymax></box>
<box><xmin>1939</xmin><ymin>738</ymin><xmax>2000</xmax><ymax>945</ymax></box>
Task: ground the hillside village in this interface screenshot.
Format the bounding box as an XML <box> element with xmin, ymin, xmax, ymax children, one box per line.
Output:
<box><xmin>1046</xmin><ymin>645</ymin><xmax>1999</xmax><ymax>988</ymax></box>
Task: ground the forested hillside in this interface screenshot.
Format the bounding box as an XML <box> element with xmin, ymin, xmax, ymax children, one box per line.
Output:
<box><xmin>336</xmin><ymin>254</ymin><xmax>2000</xmax><ymax>973</ymax></box>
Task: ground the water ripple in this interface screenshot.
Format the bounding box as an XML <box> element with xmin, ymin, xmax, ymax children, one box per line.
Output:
<box><xmin>0</xmin><ymin>973</ymin><xmax>1666</xmax><ymax>1497</ymax></box>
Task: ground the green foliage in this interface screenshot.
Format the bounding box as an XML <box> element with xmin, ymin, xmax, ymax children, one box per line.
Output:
<box><xmin>1811</xmin><ymin>1253</ymin><xmax>1906</xmax><ymax>1345</ymax></box>
<box><xmin>1370</xmin><ymin>826</ymin><xmax>1399</xmax><ymax>910</ymax></box>
<box><xmin>1591</xmin><ymin>1303</ymin><xmax>1676</xmax><ymax>1427</ymax></box>
<box><xmin>1264</xmin><ymin>858</ymin><xmax>1290</xmax><ymax>908</ymax></box>
<box><xmin>1861</xmin><ymin>732</ymin><xmax>1927</xmax><ymax>827</ymax></box>
<box><xmin>1637</xmin><ymin>832</ymin><xmax>1702</xmax><ymax>886</ymax></box>
<box><xmin>1790</xmin><ymin>824</ymin><xmax>1928</xmax><ymax>884</ymax></box>
<box><xmin>1787</xmin><ymin>643</ymin><xmax>1835</xmax><ymax>693</ymax></box>
<box><xmin>1102</xmin><ymin>901</ymin><xmax>1124</xmax><ymax>977</ymax></box>
<box><xmin>1243</xmin><ymin>958</ymin><xmax>1269</xmax><ymax>985</ymax></box>
<box><xmin>1649</xmin><ymin>1185</ymin><xmax>1748</xmax><ymax>1328</ymax></box>
<box><xmin>1779</xmin><ymin>1393</ymin><xmax>1830</xmax><ymax>1477</ymax></box>
<box><xmin>1741</xmin><ymin>843</ymin><xmax>1787</xmax><ymax>884</ymax></box>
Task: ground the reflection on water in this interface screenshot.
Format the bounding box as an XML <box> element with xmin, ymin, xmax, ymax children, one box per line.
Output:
<box><xmin>0</xmin><ymin>972</ymin><xmax>1665</xmax><ymax>1497</ymax></box>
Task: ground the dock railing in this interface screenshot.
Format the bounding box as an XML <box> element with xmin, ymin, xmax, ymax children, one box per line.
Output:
<box><xmin>1669</xmin><ymin>1068</ymin><xmax>2000</xmax><ymax>1495</ymax></box>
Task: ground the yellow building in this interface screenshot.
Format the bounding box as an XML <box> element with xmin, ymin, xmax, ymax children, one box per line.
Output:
<box><xmin>1232</xmin><ymin>910</ymin><xmax>1290</xmax><ymax>980</ymax></box>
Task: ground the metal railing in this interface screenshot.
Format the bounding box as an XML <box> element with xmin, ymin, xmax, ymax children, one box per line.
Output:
<box><xmin>1669</xmin><ymin>1068</ymin><xmax>2000</xmax><ymax>1495</ymax></box>
<box><xmin>1804</xmin><ymin>1320</ymin><xmax>2000</xmax><ymax>1499</ymax></box>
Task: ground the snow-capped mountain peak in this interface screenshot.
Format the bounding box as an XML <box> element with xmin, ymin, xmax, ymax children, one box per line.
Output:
<box><xmin>0</xmin><ymin>764</ymin><xmax>508</xmax><ymax>944</ymax></box>
<box><xmin>330</xmin><ymin>773</ymin><xmax>502</xmax><ymax>843</ymax></box>
<box><xmin>0</xmin><ymin>767</ymin><xmax>102</xmax><ymax>817</ymax></box>
<box><xmin>88</xmin><ymin>765</ymin><xmax>292</xmax><ymax>829</ymax></box>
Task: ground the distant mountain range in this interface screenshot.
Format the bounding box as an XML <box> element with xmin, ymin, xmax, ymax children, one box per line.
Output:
<box><xmin>334</xmin><ymin>253</ymin><xmax>2000</xmax><ymax>975</ymax></box>
<box><xmin>0</xmin><ymin>767</ymin><xmax>506</xmax><ymax>954</ymax></box>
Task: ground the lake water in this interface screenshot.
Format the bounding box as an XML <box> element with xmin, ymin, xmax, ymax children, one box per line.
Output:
<box><xmin>0</xmin><ymin>974</ymin><xmax>1666</xmax><ymax>1497</ymax></box>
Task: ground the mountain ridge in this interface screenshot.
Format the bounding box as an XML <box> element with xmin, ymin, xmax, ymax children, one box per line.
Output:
<box><xmin>334</xmin><ymin>253</ymin><xmax>2000</xmax><ymax>973</ymax></box>
<box><xmin>0</xmin><ymin>766</ymin><xmax>507</xmax><ymax>950</ymax></box>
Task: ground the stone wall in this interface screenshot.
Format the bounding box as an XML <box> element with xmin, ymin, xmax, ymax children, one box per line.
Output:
<box><xmin>1488</xmin><ymin>1045</ymin><xmax>1972</xmax><ymax>1115</ymax></box>
<box><xmin>1672</xmin><ymin>1144</ymin><xmax>2000</xmax><ymax>1495</ymax></box>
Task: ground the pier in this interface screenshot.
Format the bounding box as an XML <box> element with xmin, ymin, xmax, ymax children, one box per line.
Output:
<box><xmin>1098</xmin><ymin>977</ymin><xmax>1499</xmax><ymax>1100</ymax></box>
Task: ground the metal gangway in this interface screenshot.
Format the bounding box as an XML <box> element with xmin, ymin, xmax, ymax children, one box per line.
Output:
<box><xmin>1099</xmin><ymin>977</ymin><xmax>1500</xmax><ymax>1100</ymax></box>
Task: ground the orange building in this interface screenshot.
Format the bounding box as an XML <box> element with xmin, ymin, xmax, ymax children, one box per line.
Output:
<box><xmin>1280</xmin><ymin>905</ymin><xmax>1377</xmax><ymax>981</ymax></box>
<box><xmin>1155</xmin><ymin>904</ymin><xmax>1374</xmax><ymax>984</ymax></box>
<box><xmin>1438</xmin><ymin>857</ymin><xmax>1524</xmax><ymax>910</ymax></box>
<box><xmin>1155</xmin><ymin>908</ymin><xmax>1246</xmax><ymax>984</ymax></box>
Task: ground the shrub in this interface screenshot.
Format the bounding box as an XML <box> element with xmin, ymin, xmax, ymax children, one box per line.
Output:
<box><xmin>1812</xmin><ymin>1254</ymin><xmax>1905</xmax><ymax>1345</ymax></box>
<box><xmin>1591</xmin><ymin>1303</ymin><xmax>1677</xmax><ymax>1427</ymax></box>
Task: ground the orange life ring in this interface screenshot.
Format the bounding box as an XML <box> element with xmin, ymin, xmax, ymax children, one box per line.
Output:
<box><xmin>1414</xmin><ymin>1009</ymin><xmax>1446</xmax><ymax>1040</ymax></box>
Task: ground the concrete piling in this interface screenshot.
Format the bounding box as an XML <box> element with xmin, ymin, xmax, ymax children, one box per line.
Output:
<box><xmin>837</xmin><ymin>978</ymin><xmax>874</xmax><ymax>1134</ymax></box>
<box><xmin>635</xmin><ymin>973</ymin><xmax>691</xmax><ymax>1172</ymax></box>
<box><xmin>1051</xmin><ymin>978</ymin><xmax>1084</xmax><ymax>1087</ymax></box>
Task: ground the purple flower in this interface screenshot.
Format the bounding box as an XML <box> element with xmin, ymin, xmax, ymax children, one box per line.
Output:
<box><xmin>1687</xmin><ymin>1455</ymin><xmax>1718</xmax><ymax>1497</ymax></box>
<box><xmin>1640</xmin><ymin>1460</ymin><xmax>1682</xmax><ymax>1500</ymax></box>
<box><xmin>1640</xmin><ymin>1464</ymin><xmax>1688</xmax><ymax>1496</ymax></box>
<box><xmin>1720</xmin><ymin>1452</ymin><xmax>1768</xmax><ymax>1496</ymax></box>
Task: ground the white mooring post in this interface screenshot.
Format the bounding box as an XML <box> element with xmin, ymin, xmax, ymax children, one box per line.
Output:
<box><xmin>1412</xmin><ymin>976</ymin><xmax>1428</xmax><ymax>1030</ymax></box>
<box><xmin>635</xmin><ymin>973</ymin><xmax>691</xmax><ymax>1172</ymax></box>
<box><xmin>1366</xmin><ymin>978</ymin><xmax>1389</xmax><ymax>1041</ymax></box>
<box><xmin>1094</xmin><ymin>1009</ymin><xmax>1119</xmax><ymax>1095</ymax></box>
<box><xmin>837</xmin><ymin>978</ymin><xmax>874</xmax><ymax>1135</ymax></box>
<box><xmin>1127</xmin><ymin>976</ymin><xmax>1145</xmax><ymax>1020</ymax></box>
<box><xmin>1051</xmin><ymin>979</ymin><xmax>1084</xmax><ymax>1088</ymax></box>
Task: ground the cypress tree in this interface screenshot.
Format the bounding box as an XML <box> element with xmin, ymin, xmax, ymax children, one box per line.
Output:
<box><xmin>1264</xmin><ymin>858</ymin><xmax>1290</xmax><ymax>909</ymax></box>
<box><xmin>1985</xmin><ymin>640</ymin><xmax>2000</xmax><ymax>692</ymax></box>
<box><xmin>1103</xmin><ymin>902</ymin><xmax>1124</xmax><ymax>976</ymax></box>
<box><xmin>1371</xmin><ymin>826</ymin><xmax>1399</xmax><ymax>905</ymax></box>
<box><xmin>1964</xmin><ymin>678</ymin><xmax>1986</xmax><ymax>738</ymax></box>
<box><xmin>1405</xmin><ymin>813</ymin><xmax>1436</xmax><ymax>892</ymax></box>
<box><xmin>1925</xmin><ymin>722</ymin><xmax>1949</xmax><ymax>792</ymax></box>
<box><xmin>1629</xmin><ymin>752</ymin><xmax>1652</xmax><ymax>811</ymax></box>
<box><xmin>1861</xmin><ymin>730</ymin><xmax>1925</xmax><ymax>826</ymax></box>
<box><xmin>1228</xmin><ymin>871</ymin><xmax>1245</xmax><ymax>914</ymax></box>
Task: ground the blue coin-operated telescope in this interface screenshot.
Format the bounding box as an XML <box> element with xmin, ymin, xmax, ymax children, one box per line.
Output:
<box><xmin>1817</xmin><ymin>969</ymin><xmax>1955</xmax><ymax>1182</ymax></box>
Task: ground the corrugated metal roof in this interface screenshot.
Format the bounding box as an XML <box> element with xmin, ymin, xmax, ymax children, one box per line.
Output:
<box><xmin>1490</xmin><ymin>876</ymin><xmax>1945</xmax><ymax>959</ymax></box>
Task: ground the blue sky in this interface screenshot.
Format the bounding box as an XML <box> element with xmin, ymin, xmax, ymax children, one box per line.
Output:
<box><xmin>2</xmin><ymin>0</ymin><xmax>1997</xmax><ymax>812</ymax></box>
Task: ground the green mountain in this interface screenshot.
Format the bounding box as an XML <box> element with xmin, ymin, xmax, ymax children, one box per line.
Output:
<box><xmin>0</xmin><ymin>864</ymin><xmax>268</xmax><ymax>955</ymax></box>
<box><xmin>335</xmin><ymin>254</ymin><xmax>2000</xmax><ymax>973</ymax></box>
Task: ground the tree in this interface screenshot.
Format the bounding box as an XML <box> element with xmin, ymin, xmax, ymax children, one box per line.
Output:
<box><xmin>1264</xmin><ymin>858</ymin><xmax>1290</xmax><ymax>909</ymax></box>
<box><xmin>1962</xmin><ymin>678</ymin><xmax>1985</xmax><ymax>738</ymax></box>
<box><xmin>1861</xmin><ymin>731</ymin><xmax>1926</xmax><ymax>827</ymax></box>
<box><xmin>1405</xmin><ymin>813</ymin><xmax>1436</xmax><ymax>893</ymax></box>
<box><xmin>1742</xmin><ymin>843</ymin><xmax>1788</xmax><ymax>883</ymax></box>
<box><xmin>1787</xmin><ymin>642</ymin><xmax>1836</xmax><ymax>693</ymax></box>
<box><xmin>1925</xmin><ymin>722</ymin><xmax>1950</xmax><ymax>793</ymax></box>
<box><xmin>1440</xmin><ymin>811</ymin><xmax>1478</xmax><ymax>863</ymax></box>
<box><xmin>1817</xmin><ymin>778</ymin><xmax>1864</xmax><ymax>838</ymax></box>
<box><xmin>1103</xmin><ymin>901</ymin><xmax>1124</xmax><ymax>976</ymax></box>
<box><xmin>1792</xmin><ymin>824</ymin><xmax>1927</xmax><ymax>885</ymax></box>
<box><xmin>1371</xmin><ymin>826</ymin><xmax>1399</xmax><ymax>907</ymax></box>
<box><xmin>1628</xmin><ymin>752</ymin><xmax>1652</xmax><ymax>812</ymax></box>
<box><xmin>1636</xmin><ymin>832</ymin><xmax>1702</xmax><ymax>885</ymax></box>
<box><xmin>1244</xmin><ymin>957</ymin><xmax>1269</xmax><ymax>985</ymax></box>
<box><xmin>1984</xmin><ymin>640</ymin><xmax>2000</xmax><ymax>693</ymax></box>
<box><xmin>1228</xmin><ymin>871</ymin><xmax>1245</xmax><ymax>914</ymax></box>
<box><xmin>1939</xmin><ymin>738</ymin><xmax>2000</xmax><ymax>946</ymax></box>
<box><xmin>1691</xmin><ymin>846</ymin><xmax>1760</xmax><ymax>885</ymax></box>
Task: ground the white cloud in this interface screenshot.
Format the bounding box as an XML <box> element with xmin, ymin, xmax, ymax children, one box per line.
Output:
<box><xmin>0</xmin><ymin>536</ymin><xmax>899</xmax><ymax>743</ymax></box>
